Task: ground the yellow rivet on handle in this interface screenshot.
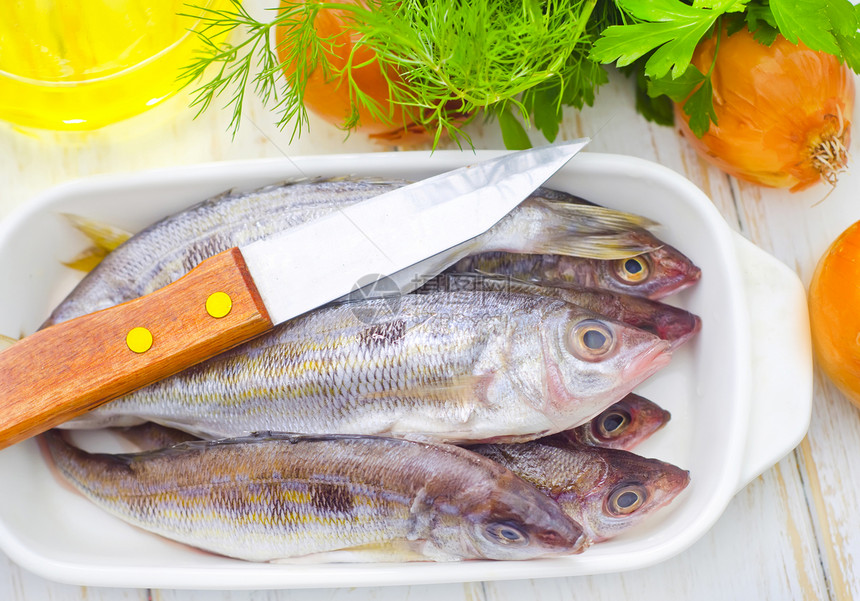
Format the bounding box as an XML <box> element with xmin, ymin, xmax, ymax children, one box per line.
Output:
<box><xmin>206</xmin><ymin>291</ymin><xmax>233</xmax><ymax>318</ymax></box>
<box><xmin>126</xmin><ymin>327</ymin><xmax>153</xmax><ymax>354</ymax></box>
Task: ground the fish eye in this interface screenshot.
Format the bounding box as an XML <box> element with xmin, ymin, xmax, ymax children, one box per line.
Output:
<box><xmin>485</xmin><ymin>522</ymin><xmax>529</xmax><ymax>546</ymax></box>
<box><xmin>614</xmin><ymin>256</ymin><xmax>650</xmax><ymax>283</ymax></box>
<box><xmin>566</xmin><ymin>320</ymin><xmax>615</xmax><ymax>361</ymax></box>
<box><xmin>606</xmin><ymin>484</ymin><xmax>647</xmax><ymax>516</ymax></box>
<box><xmin>596</xmin><ymin>409</ymin><xmax>631</xmax><ymax>439</ymax></box>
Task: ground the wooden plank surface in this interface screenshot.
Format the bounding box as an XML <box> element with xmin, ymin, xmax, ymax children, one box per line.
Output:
<box><xmin>0</xmin><ymin>63</ymin><xmax>854</xmax><ymax>601</ymax></box>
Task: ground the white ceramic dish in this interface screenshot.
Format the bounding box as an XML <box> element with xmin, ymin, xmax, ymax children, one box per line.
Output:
<box><xmin>0</xmin><ymin>151</ymin><xmax>811</xmax><ymax>589</ymax></box>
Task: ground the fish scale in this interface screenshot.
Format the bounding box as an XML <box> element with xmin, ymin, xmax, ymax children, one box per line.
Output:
<box><xmin>470</xmin><ymin>438</ymin><xmax>690</xmax><ymax>542</ymax></box>
<box><xmin>421</xmin><ymin>273</ymin><xmax>701</xmax><ymax>349</ymax></box>
<box><xmin>448</xmin><ymin>239</ymin><xmax>702</xmax><ymax>300</ymax></box>
<box><xmin>42</xmin><ymin>431</ymin><xmax>588</xmax><ymax>561</ymax></box>
<box><xmin>44</xmin><ymin>178</ymin><xmax>659</xmax><ymax>328</ymax></box>
<box><xmin>61</xmin><ymin>291</ymin><xmax>671</xmax><ymax>442</ymax></box>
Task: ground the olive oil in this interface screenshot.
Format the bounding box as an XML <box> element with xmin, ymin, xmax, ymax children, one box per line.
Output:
<box><xmin>0</xmin><ymin>0</ymin><xmax>223</xmax><ymax>130</ymax></box>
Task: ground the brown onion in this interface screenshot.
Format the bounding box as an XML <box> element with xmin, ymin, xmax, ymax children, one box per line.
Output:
<box><xmin>676</xmin><ymin>26</ymin><xmax>854</xmax><ymax>191</ymax></box>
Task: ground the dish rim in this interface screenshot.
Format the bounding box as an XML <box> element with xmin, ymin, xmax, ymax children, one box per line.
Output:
<box><xmin>0</xmin><ymin>150</ymin><xmax>758</xmax><ymax>589</ymax></box>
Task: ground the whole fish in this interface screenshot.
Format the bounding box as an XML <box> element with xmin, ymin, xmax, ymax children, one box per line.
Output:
<box><xmin>448</xmin><ymin>233</ymin><xmax>701</xmax><ymax>300</ymax></box>
<box><xmin>565</xmin><ymin>393</ymin><xmax>671</xmax><ymax>450</ymax></box>
<box><xmin>60</xmin><ymin>291</ymin><xmax>672</xmax><ymax>443</ymax></box>
<box><xmin>44</xmin><ymin>180</ymin><xmax>658</xmax><ymax>327</ymax></box>
<box><xmin>42</xmin><ymin>430</ymin><xmax>588</xmax><ymax>562</ymax></box>
<box><xmin>113</xmin><ymin>393</ymin><xmax>671</xmax><ymax>454</ymax></box>
<box><xmin>471</xmin><ymin>437</ymin><xmax>690</xmax><ymax>542</ymax></box>
<box><xmin>422</xmin><ymin>273</ymin><xmax>701</xmax><ymax>349</ymax></box>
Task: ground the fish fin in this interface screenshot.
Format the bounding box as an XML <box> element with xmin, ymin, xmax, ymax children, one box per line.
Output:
<box><xmin>358</xmin><ymin>373</ymin><xmax>489</xmax><ymax>409</ymax></box>
<box><xmin>528</xmin><ymin>201</ymin><xmax>662</xmax><ymax>260</ymax></box>
<box><xmin>538</xmin><ymin>232</ymin><xmax>664</xmax><ymax>261</ymax></box>
<box><xmin>113</xmin><ymin>423</ymin><xmax>201</xmax><ymax>452</ymax></box>
<box><xmin>61</xmin><ymin>213</ymin><xmax>133</xmax><ymax>252</ymax></box>
<box><xmin>539</xmin><ymin>200</ymin><xmax>658</xmax><ymax>232</ymax></box>
<box><xmin>269</xmin><ymin>540</ymin><xmax>433</xmax><ymax>564</ymax></box>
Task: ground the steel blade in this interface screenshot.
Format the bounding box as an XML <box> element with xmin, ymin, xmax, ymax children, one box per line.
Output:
<box><xmin>241</xmin><ymin>139</ymin><xmax>589</xmax><ymax>323</ymax></box>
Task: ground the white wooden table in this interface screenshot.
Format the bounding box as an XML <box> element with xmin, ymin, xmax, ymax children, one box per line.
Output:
<box><xmin>0</xmin><ymin>69</ymin><xmax>857</xmax><ymax>601</ymax></box>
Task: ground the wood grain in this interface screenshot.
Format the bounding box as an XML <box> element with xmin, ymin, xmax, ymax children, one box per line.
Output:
<box><xmin>0</xmin><ymin>248</ymin><xmax>272</xmax><ymax>449</ymax></box>
<box><xmin>0</xmin><ymin>53</ymin><xmax>855</xmax><ymax>601</ymax></box>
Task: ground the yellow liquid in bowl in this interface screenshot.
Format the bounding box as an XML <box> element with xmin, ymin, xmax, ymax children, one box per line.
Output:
<box><xmin>0</xmin><ymin>0</ymin><xmax>225</xmax><ymax>130</ymax></box>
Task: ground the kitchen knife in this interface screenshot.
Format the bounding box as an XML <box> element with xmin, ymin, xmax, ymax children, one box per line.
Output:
<box><xmin>0</xmin><ymin>139</ymin><xmax>589</xmax><ymax>449</ymax></box>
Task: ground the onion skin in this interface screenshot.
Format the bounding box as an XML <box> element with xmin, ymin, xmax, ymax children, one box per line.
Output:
<box><xmin>809</xmin><ymin>221</ymin><xmax>860</xmax><ymax>408</ymax></box>
<box><xmin>676</xmin><ymin>27</ymin><xmax>854</xmax><ymax>191</ymax></box>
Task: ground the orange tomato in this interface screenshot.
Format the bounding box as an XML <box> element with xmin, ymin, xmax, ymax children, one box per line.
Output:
<box><xmin>275</xmin><ymin>0</ymin><xmax>432</xmax><ymax>144</ymax></box>
<box><xmin>676</xmin><ymin>26</ymin><xmax>854</xmax><ymax>191</ymax></box>
<box><xmin>809</xmin><ymin>221</ymin><xmax>860</xmax><ymax>407</ymax></box>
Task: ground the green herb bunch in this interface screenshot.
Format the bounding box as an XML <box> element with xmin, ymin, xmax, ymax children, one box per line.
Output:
<box><xmin>181</xmin><ymin>0</ymin><xmax>860</xmax><ymax>148</ymax></box>
<box><xmin>594</xmin><ymin>0</ymin><xmax>860</xmax><ymax>137</ymax></box>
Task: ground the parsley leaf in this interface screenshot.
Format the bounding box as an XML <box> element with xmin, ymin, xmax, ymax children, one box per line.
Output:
<box><xmin>525</xmin><ymin>84</ymin><xmax>563</xmax><ymax>143</ymax></box>
<box><xmin>840</xmin><ymin>5</ymin><xmax>860</xmax><ymax>73</ymax></box>
<box><xmin>646</xmin><ymin>66</ymin><xmax>707</xmax><ymax>102</ymax></box>
<box><xmin>636</xmin><ymin>75</ymin><xmax>675</xmax><ymax>126</ymax></box>
<box><xmin>741</xmin><ymin>3</ymin><xmax>779</xmax><ymax>46</ymax></box>
<box><xmin>770</xmin><ymin>0</ymin><xmax>838</xmax><ymax>54</ymax></box>
<box><xmin>591</xmin><ymin>0</ymin><xmax>748</xmax><ymax>79</ymax></box>
<box><xmin>770</xmin><ymin>0</ymin><xmax>860</xmax><ymax>71</ymax></box>
<box><xmin>681</xmin><ymin>76</ymin><xmax>718</xmax><ymax>137</ymax></box>
<box><xmin>644</xmin><ymin>64</ymin><xmax>711</xmax><ymax>132</ymax></box>
<box><xmin>497</xmin><ymin>106</ymin><xmax>532</xmax><ymax>150</ymax></box>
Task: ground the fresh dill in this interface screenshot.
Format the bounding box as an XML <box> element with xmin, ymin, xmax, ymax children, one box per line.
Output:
<box><xmin>180</xmin><ymin>0</ymin><xmax>860</xmax><ymax>147</ymax></box>
<box><xmin>179</xmin><ymin>0</ymin><xmax>617</xmax><ymax>146</ymax></box>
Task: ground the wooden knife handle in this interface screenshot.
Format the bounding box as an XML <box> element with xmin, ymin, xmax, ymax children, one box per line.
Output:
<box><xmin>0</xmin><ymin>248</ymin><xmax>273</xmax><ymax>450</ymax></box>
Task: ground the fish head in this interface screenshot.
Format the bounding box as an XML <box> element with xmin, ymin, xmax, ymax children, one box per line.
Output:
<box><xmin>574</xmin><ymin>393</ymin><xmax>672</xmax><ymax>451</ymax></box>
<box><xmin>538</xmin><ymin>305</ymin><xmax>672</xmax><ymax>425</ymax></box>
<box><xmin>595</xmin><ymin>231</ymin><xmax>702</xmax><ymax>300</ymax></box>
<box><xmin>455</xmin><ymin>469</ymin><xmax>589</xmax><ymax>560</ymax></box>
<box><xmin>557</xmin><ymin>445</ymin><xmax>690</xmax><ymax>542</ymax></box>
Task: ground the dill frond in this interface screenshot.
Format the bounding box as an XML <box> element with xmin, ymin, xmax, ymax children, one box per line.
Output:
<box><xmin>179</xmin><ymin>0</ymin><xmax>622</xmax><ymax>148</ymax></box>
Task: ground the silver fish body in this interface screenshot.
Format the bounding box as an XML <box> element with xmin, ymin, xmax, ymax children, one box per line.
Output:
<box><xmin>449</xmin><ymin>230</ymin><xmax>701</xmax><ymax>300</ymax></box>
<box><xmin>113</xmin><ymin>392</ymin><xmax>671</xmax><ymax>454</ymax></box>
<box><xmin>422</xmin><ymin>273</ymin><xmax>701</xmax><ymax>349</ymax></box>
<box><xmin>471</xmin><ymin>437</ymin><xmax>689</xmax><ymax>542</ymax></box>
<box><xmin>44</xmin><ymin>180</ymin><xmax>656</xmax><ymax>327</ymax></box>
<box><xmin>43</xmin><ymin>431</ymin><xmax>587</xmax><ymax>562</ymax></box>
<box><xmin>61</xmin><ymin>291</ymin><xmax>671</xmax><ymax>443</ymax></box>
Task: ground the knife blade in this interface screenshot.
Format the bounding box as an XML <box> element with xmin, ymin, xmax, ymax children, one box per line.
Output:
<box><xmin>0</xmin><ymin>139</ymin><xmax>588</xmax><ymax>449</ymax></box>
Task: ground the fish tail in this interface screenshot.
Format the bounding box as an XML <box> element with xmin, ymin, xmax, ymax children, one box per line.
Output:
<box><xmin>61</xmin><ymin>214</ymin><xmax>133</xmax><ymax>252</ymax></box>
<box><xmin>62</xmin><ymin>247</ymin><xmax>109</xmax><ymax>272</ymax></box>
<box><xmin>40</xmin><ymin>430</ymin><xmax>129</xmax><ymax>497</ymax></box>
<box><xmin>0</xmin><ymin>333</ymin><xmax>17</xmax><ymax>352</ymax></box>
<box><xmin>61</xmin><ymin>214</ymin><xmax>133</xmax><ymax>272</ymax></box>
